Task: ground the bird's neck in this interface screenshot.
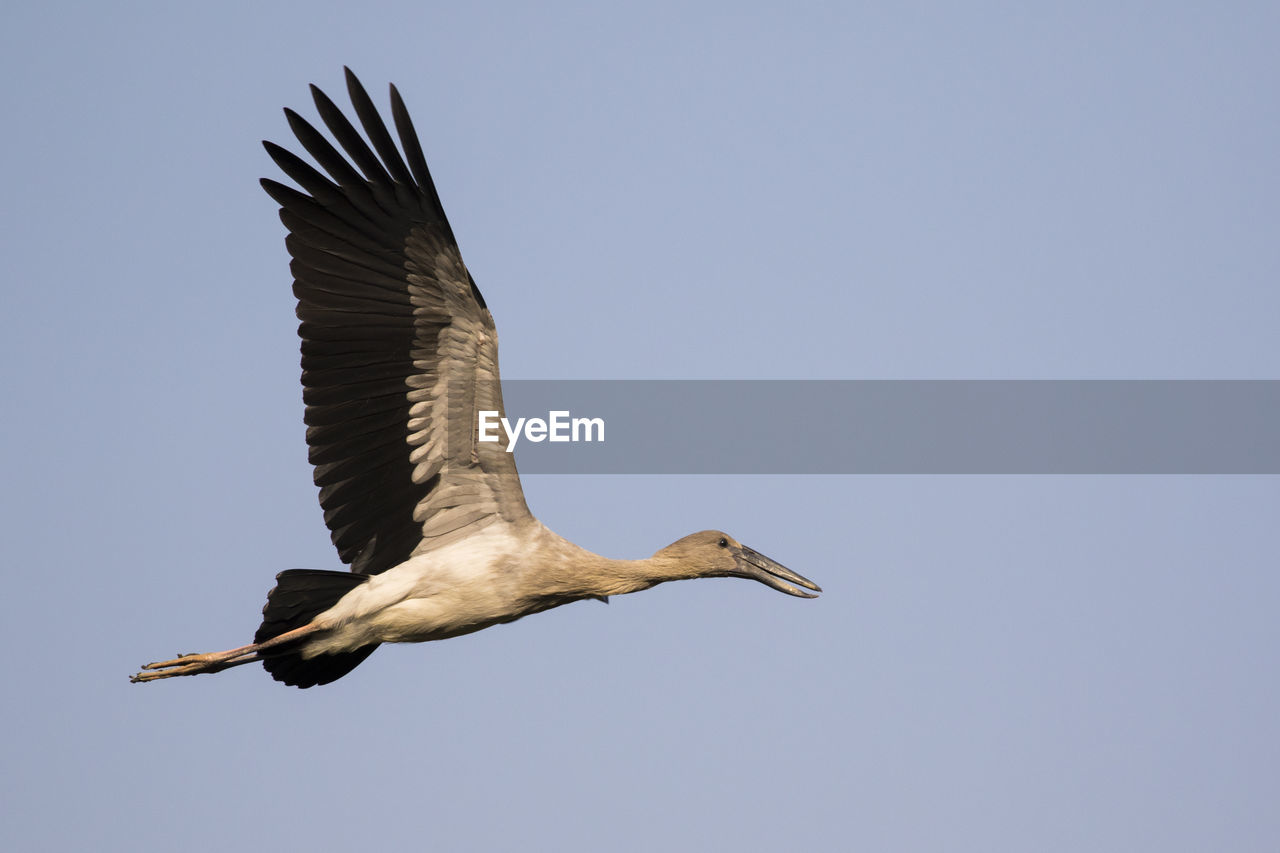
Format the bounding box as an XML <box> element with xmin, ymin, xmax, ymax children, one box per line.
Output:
<box><xmin>521</xmin><ymin>531</ymin><xmax>692</xmax><ymax>601</ymax></box>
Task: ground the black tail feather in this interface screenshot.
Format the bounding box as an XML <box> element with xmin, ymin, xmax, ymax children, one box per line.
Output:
<box><xmin>255</xmin><ymin>569</ymin><xmax>379</xmax><ymax>688</ymax></box>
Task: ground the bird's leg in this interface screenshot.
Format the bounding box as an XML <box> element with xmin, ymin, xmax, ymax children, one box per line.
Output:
<box><xmin>131</xmin><ymin>652</ymin><xmax>264</xmax><ymax>682</ymax></box>
<box><xmin>129</xmin><ymin>623</ymin><xmax>323</xmax><ymax>683</ymax></box>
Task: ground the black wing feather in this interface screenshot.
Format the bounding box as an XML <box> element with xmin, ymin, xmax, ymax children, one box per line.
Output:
<box><xmin>266</xmin><ymin>73</ymin><xmax>446</xmax><ymax>575</ymax></box>
<box><xmin>265</xmin><ymin>69</ymin><xmax>530</xmax><ymax>576</ymax></box>
<box><xmin>343</xmin><ymin>67</ymin><xmax>417</xmax><ymax>189</ymax></box>
<box><xmin>310</xmin><ymin>83</ymin><xmax>390</xmax><ymax>186</ymax></box>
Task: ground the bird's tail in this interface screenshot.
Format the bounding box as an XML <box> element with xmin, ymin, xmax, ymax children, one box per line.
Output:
<box><xmin>255</xmin><ymin>569</ymin><xmax>379</xmax><ymax>688</ymax></box>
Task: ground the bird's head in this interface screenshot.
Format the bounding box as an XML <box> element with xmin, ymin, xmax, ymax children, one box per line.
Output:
<box><xmin>654</xmin><ymin>530</ymin><xmax>821</xmax><ymax>598</ymax></box>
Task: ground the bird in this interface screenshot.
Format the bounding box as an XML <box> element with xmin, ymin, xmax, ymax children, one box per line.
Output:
<box><xmin>130</xmin><ymin>68</ymin><xmax>821</xmax><ymax>689</ymax></box>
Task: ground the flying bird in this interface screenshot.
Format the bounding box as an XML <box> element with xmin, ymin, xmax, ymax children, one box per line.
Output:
<box><xmin>131</xmin><ymin>69</ymin><xmax>820</xmax><ymax>689</ymax></box>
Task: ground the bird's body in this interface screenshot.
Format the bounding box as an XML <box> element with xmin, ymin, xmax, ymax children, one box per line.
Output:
<box><xmin>307</xmin><ymin>522</ymin><xmax>618</xmax><ymax>652</ymax></box>
<box><xmin>310</xmin><ymin>522</ymin><xmax>551</xmax><ymax>650</ymax></box>
<box><xmin>130</xmin><ymin>69</ymin><xmax>819</xmax><ymax>688</ymax></box>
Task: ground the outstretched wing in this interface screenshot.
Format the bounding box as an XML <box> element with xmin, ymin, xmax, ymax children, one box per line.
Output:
<box><xmin>262</xmin><ymin>68</ymin><xmax>532</xmax><ymax>576</ymax></box>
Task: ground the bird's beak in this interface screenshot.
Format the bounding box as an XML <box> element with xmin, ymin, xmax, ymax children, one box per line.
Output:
<box><xmin>735</xmin><ymin>545</ymin><xmax>822</xmax><ymax>598</ymax></box>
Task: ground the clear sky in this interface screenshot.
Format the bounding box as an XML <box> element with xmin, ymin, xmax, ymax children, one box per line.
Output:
<box><xmin>2</xmin><ymin>2</ymin><xmax>1278</xmax><ymax>851</ymax></box>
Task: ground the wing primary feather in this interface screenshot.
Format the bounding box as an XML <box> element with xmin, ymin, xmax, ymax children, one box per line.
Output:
<box><xmin>282</xmin><ymin>213</ymin><xmax>401</xmax><ymax>271</ymax></box>
<box><xmin>389</xmin><ymin>84</ymin><xmax>431</xmax><ymax>191</ymax></box>
<box><xmin>283</xmin><ymin>108</ymin><xmax>394</xmax><ymax>230</ymax></box>
<box><xmin>284</xmin><ymin>108</ymin><xmax>368</xmax><ymax>190</ymax></box>
<box><xmin>263</xmin><ymin>141</ymin><xmax>349</xmax><ymax>207</ymax></box>
<box><xmin>389</xmin><ymin>83</ymin><xmax>452</xmax><ymax>231</ymax></box>
<box><xmin>310</xmin><ymin>83</ymin><xmax>389</xmax><ymax>185</ymax></box>
<box><xmin>264</xmin><ymin>178</ymin><xmax>384</xmax><ymax>244</ymax></box>
<box><xmin>286</xmin><ymin>235</ymin><xmax>414</xmax><ymax>292</ymax></box>
<box><xmin>265</xmin><ymin>178</ymin><xmax>395</xmax><ymax>253</ymax></box>
<box><xmin>260</xmin><ymin>177</ymin><xmax>310</xmax><ymax>209</ymax></box>
<box><xmin>344</xmin><ymin>68</ymin><xmax>416</xmax><ymax>189</ymax></box>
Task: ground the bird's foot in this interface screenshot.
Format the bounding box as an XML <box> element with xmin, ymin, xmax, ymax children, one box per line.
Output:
<box><xmin>129</xmin><ymin>623</ymin><xmax>323</xmax><ymax>684</ymax></box>
<box><xmin>129</xmin><ymin>646</ymin><xmax>258</xmax><ymax>683</ymax></box>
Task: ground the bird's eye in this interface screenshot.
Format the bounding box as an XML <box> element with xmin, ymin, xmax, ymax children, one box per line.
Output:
<box><xmin>718</xmin><ymin>537</ymin><xmax>728</xmax><ymax>548</ymax></box>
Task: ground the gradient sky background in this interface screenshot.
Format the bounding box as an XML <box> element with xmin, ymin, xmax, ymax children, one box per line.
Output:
<box><xmin>3</xmin><ymin>3</ymin><xmax>1278</xmax><ymax>851</ymax></box>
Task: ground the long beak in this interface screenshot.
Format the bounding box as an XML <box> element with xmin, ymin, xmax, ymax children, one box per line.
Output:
<box><xmin>736</xmin><ymin>545</ymin><xmax>822</xmax><ymax>598</ymax></box>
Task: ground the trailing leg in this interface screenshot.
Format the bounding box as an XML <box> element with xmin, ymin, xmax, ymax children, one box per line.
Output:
<box><xmin>130</xmin><ymin>623</ymin><xmax>324</xmax><ymax>682</ymax></box>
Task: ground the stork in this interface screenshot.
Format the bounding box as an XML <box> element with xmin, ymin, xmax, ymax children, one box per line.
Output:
<box><xmin>131</xmin><ymin>69</ymin><xmax>820</xmax><ymax>688</ymax></box>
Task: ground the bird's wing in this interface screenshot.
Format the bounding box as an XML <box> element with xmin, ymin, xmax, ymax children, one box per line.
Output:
<box><xmin>262</xmin><ymin>68</ymin><xmax>532</xmax><ymax>575</ymax></box>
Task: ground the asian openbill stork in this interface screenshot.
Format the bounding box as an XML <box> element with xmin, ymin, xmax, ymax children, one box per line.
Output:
<box><xmin>130</xmin><ymin>69</ymin><xmax>820</xmax><ymax>688</ymax></box>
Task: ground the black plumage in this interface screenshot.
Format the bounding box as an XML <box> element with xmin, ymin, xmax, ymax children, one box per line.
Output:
<box><xmin>262</xmin><ymin>67</ymin><xmax>464</xmax><ymax>580</ymax></box>
<box><xmin>254</xmin><ymin>569</ymin><xmax>377</xmax><ymax>688</ymax></box>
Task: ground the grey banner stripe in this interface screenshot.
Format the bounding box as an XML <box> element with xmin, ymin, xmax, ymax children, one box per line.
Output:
<box><xmin>482</xmin><ymin>380</ymin><xmax>1280</xmax><ymax>474</ymax></box>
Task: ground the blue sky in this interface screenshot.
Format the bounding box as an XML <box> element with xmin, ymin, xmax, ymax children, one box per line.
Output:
<box><xmin>2</xmin><ymin>3</ymin><xmax>1278</xmax><ymax>851</ymax></box>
